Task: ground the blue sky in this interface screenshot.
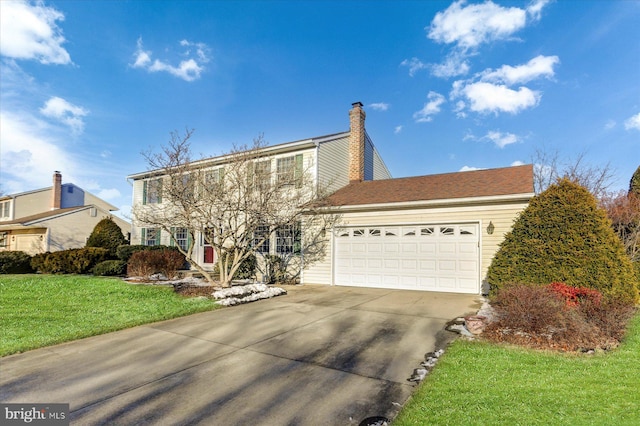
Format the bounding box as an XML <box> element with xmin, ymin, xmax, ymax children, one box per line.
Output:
<box><xmin>1</xmin><ymin>0</ymin><xmax>639</xmax><ymax>220</ymax></box>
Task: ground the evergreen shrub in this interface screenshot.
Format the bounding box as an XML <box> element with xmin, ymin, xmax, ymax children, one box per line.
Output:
<box><xmin>487</xmin><ymin>179</ymin><xmax>638</xmax><ymax>303</ymax></box>
<box><xmin>31</xmin><ymin>248</ymin><xmax>110</xmax><ymax>274</ymax></box>
<box><xmin>0</xmin><ymin>251</ymin><xmax>34</xmax><ymax>274</ymax></box>
<box><xmin>86</xmin><ymin>217</ymin><xmax>128</xmax><ymax>257</ymax></box>
<box><xmin>93</xmin><ymin>260</ymin><xmax>128</xmax><ymax>276</ymax></box>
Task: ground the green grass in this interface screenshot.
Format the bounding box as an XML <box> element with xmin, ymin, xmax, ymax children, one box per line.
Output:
<box><xmin>0</xmin><ymin>275</ymin><xmax>219</xmax><ymax>357</ymax></box>
<box><xmin>394</xmin><ymin>313</ymin><xmax>640</xmax><ymax>425</ymax></box>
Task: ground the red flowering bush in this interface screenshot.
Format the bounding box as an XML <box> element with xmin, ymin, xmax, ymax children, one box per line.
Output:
<box><xmin>547</xmin><ymin>282</ymin><xmax>602</xmax><ymax>308</ymax></box>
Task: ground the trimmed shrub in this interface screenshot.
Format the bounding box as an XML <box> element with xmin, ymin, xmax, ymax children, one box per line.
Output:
<box><xmin>93</xmin><ymin>260</ymin><xmax>127</xmax><ymax>276</ymax></box>
<box><xmin>116</xmin><ymin>244</ymin><xmax>178</xmax><ymax>262</ymax></box>
<box><xmin>0</xmin><ymin>251</ymin><xmax>34</xmax><ymax>274</ymax></box>
<box><xmin>126</xmin><ymin>249</ymin><xmax>186</xmax><ymax>280</ymax></box>
<box><xmin>86</xmin><ymin>217</ymin><xmax>128</xmax><ymax>257</ymax></box>
<box><xmin>486</xmin><ymin>283</ymin><xmax>636</xmax><ymax>351</ymax></box>
<box><xmin>487</xmin><ymin>178</ymin><xmax>639</xmax><ymax>304</ymax></box>
<box><xmin>31</xmin><ymin>248</ymin><xmax>110</xmax><ymax>274</ymax></box>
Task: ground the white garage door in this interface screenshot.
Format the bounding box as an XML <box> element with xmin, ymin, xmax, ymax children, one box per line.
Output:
<box><xmin>334</xmin><ymin>224</ymin><xmax>479</xmax><ymax>293</ymax></box>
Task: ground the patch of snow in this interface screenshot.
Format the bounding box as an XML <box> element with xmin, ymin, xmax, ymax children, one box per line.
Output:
<box><xmin>215</xmin><ymin>286</ymin><xmax>287</xmax><ymax>306</ymax></box>
<box><xmin>212</xmin><ymin>283</ymin><xmax>269</xmax><ymax>299</ymax></box>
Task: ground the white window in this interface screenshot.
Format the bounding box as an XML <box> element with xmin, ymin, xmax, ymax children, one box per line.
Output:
<box><xmin>0</xmin><ymin>232</ymin><xmax>7</xmax><ymax>248</ymax></box>
<box><xmin>276</xmin><ymin>154</ymin><xmax>303</xmax><ymax>187</ymax></box>
<box><xmin>143</xmin><ymin>179</ymin><xmax>162</xmax><ymax>204</ymax></box>
<box><xmin>0</xmin><ymin>200</ymin><xmax>10</xmax><ymax>218</ymax></box>
<box><xmin>143</xmin><ymin>228</ymin><xmax>161</xmax><ymax>246</ymax></box>
<box><xmin>276</xmin><ymin>223</ymin><xmax>301</xmax><ymax>254</ymax></box>
<box><xmin>421</xmin><ymin>227</ymin><xmax>434</xmax><ymax>236</ymax></box>
<box><xmin>369</xmin><ymin>228</ymin><xmax>381</xmax><ymax>237</ymax></box>
<box><xmin>353</xmin><ymin>229</ymin><xmax>365</xmax><ymax>237</ymax></box>
<box><xmin>440</xmin><ymin>227</ymin><xmax>455</xmax><ymax>236</ymax></box>
<box><xmin>253</xmin><ymin>224</ymin><xmax>271</xmax><ymax>254</ymax></box>
<box><xmin>172</xmin><ymin>227</ymin><xmax>189</xmax><ymax>251</ymax></box>
<box><xmin>252</xmin><ymin>160</ymin><xmax>272</xmax><ymax>189</ymax></box>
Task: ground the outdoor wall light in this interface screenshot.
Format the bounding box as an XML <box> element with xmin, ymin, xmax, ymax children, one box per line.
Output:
<box><xmin>487</xmin><ymin>221</ymin><xmax>495</xmax><ymax>235</ymax></box>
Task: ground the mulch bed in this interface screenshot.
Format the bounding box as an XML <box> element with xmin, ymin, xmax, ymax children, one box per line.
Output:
<box><xmin>173</xmin><ymin>284</ymin><xmax>216</xmax><ymax>298</ymax></box>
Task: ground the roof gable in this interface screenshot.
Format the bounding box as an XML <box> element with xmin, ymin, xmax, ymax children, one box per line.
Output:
<box><xmin>325</xmin><ymin>165</ymin><xmax>534</xmax><ymax>207</ymax></box>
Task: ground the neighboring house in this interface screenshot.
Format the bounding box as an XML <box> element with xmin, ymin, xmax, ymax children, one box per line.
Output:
<box><xmin>0</xmin><ymin>172</ymin><xmax>131</xmax><ymax>255</ymax></box>
<box><xmin>129</xmin><ymin>102</ymin><xmax>534</xmax><ymax>294</ymax></box>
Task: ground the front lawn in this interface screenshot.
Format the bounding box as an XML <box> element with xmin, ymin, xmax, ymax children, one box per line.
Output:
<box><xmin>394</xmin><ymin>312</ymin><xmax>640</xmax><ymax>425</ymax></box>
<box><xmin>0</xmin><ymin>275</ymin><xmax>218</xmax><ymax>357</ymax></box>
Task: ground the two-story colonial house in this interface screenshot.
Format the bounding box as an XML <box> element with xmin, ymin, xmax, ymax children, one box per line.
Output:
<box><xmin>128</xmin><ymin>102</ymin><xmax>534</xmax><ymax>294</ymax></box>
<box><xmin>0</xmin><ymin>172</ymin><xmax>131</xmax><ymax>255</ymax></box>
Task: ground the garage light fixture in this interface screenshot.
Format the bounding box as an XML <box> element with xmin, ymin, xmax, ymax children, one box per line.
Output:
<box><xmin>486</xmin><ymin>221</ymin><xmax>495</xmax><ymax>235</ymax></box>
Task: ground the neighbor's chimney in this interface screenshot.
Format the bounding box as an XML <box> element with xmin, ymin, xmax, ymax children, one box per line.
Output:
<box><xmin>349</xmin><ymin>101</ymin><xmax>366</xmax><ymax>182</ymax></box>
<box><xmin>52</xmin><ymin>171</ymin><xmax>62</xmax><ymax>210</ymax></box>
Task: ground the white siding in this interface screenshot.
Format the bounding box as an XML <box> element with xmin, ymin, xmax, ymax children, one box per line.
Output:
<box><xmin>302</xmin><ymin>201</ymin><xmax>528</xmax><ymax>290</ymax></box>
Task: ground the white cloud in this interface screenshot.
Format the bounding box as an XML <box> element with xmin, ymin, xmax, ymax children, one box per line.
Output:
<box><xmin>481</xmin><ymin>55</ymin><xmax>559</xmax><ymax>85</ymax></box>
<box><xmin>428</xmin><ymin>0</ymin><xmax>528</xmax><ymax>50</ymax></box>
<box><xmin>40</xmin><ymin>96</ymin><xmax>89</xmax><ymax>135</ymax></box>
<box><xmin>511</xmin><ymin>160</ymin><xmax>526</xmax><ymax>167</ymax></box>
<box><xmin>394</xmin><ymin>125</ymin><xmax>403</xmax><ymax>134</ymax></box>
<box><xmin>0</xmin><ymin>0</ymin><xmax>71</xmax><ymax>64</ymax></box>
<box><xmin>131</xmin><ymin>37</ymin><xmax>210</xmax><ymax>82</ymax></box>
<box><xmin>0</xmin><ymin>110</ymin><xmax>76</xmax><ymax>194</ymax></box>
<box><xmin>459</xmin><ymin>165</ymin><xmax>483</xmax><ymax>172</ymax></box>
<box><xmin>368</xmin><ymin>102</ymin><xmax>390</xmax><ymax>111</ymax></box>
<box><xmin>431</xmin><ymin>52</ymin><xmax>471</xmax><ymax>78</ymax></box>
<box><xmin>624</xmin><ymin>112</ymin><xmax>640</xmax><ymax>131</ymax></box>
<box><xmin>459</xmin><ymin>81</ymin><xmax>539</xmax><ymax>114</ymax></box>
<box><xmin>400</xmin><ymin>57</ymin><xmax>429</xmax><ymax>76</ymax></box>
<box><xmin>527</xmin><ymin>0</ymin><xmax>552</xmax><ymax>21</ymax></box>
<box><xmin>483</xmin><ymin>130</ymin><xmax>520</xmax><ymax>148</ymax></box>
<box><xmin>413</xmin><ymin>91</ymin><xmax>446</xmax><ymax>123</ymax></box>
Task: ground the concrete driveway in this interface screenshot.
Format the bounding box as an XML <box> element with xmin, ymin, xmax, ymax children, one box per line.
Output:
<box><xmin>0</xmin><ymin>285</ymin><xmax>480</xmax><ymax>425</ymax></box>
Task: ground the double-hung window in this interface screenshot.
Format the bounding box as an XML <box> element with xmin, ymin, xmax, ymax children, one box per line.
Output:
<box><xmin>276</xmin><ymin>154</ymin><xmax>303</xmax><ymax>187</ymax></box>
<box><xmin>276</xmin><ymin>223</ymin><xmax>301</xmax><ymax>254</ymax></box>
<box><xmin>252</xmin><ymin>160</ymin><xmax>271</xmax><ymax>190</ymax></box>
<box><xmin>171</xmin><ymin>227</ymin><xmax>190</xmax><ymax>251</ymax></box>
<box><xmin>143</xmin><ymin>178</ymin><xmax>163</xmax><ymax>205</ymax></box>
<box><xmin>253</xmin><ymin>224</ymin><xmax>271</xmax><ymax>254</ymax></box>
<box><xmin>142</xmin><ymin>228</ymin><xmax>161</xmax><ymax>246</ymax></box>
<box><xmin>0</xmin><ymin>232</ymin><xmax>8</xmax><ymax>248</ymax></box>
<box><xmin>0</xmin><ymin>200</ymin><xmax>10</xmax><ymax>219</ymax></box>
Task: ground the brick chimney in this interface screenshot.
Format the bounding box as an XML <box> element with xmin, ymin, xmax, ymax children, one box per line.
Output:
<box><xmin>348</xmin><ymin>101</ymin><xmax>366</xmax><ymax>182</ymax></box>
<box><xmin>51</xmin><ymin>171</ymin><xmax>62</xmax><ymax>210</ymax></box>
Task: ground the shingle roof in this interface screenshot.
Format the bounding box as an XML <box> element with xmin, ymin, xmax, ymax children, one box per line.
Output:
<box><xmin>325</xmin><ymin>165</ymin><xmax>534</xmax><ymax>207</ymax></box>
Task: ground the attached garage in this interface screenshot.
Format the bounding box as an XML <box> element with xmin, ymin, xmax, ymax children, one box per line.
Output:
<box><xmin>334</xmin><ymin>223</ymin><xmax>479</xmax><ymax>293</ymax></box>
<box><xmin>302</xmin><ymin>165</ymin><xmax>535</xmax><ymax>294</ymax></box>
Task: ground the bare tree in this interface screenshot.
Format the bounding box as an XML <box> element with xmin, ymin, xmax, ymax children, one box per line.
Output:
<box><xmin>602</xmin><ymin>191</ymin><xmax>640</xmax><ymax>263</ymax></box>
<box><xmin>133</xmin><ymin>129</ymin><xmax>338</xmax><ymax>286</ymax></box>
<box><xmin>532</xmin><ymin>148</ymin><xmax>616</xmax><ymax>199</ymax></box>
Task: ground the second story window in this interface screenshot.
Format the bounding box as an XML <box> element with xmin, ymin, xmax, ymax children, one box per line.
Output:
<box><xmin>251</xmin><ymin>160</ymin><xmax>272</xmax><ymax>190</ymax></box>
<box><xmin>0</xmin><ymin>200</ymin><xmax>10</xmax><ymax>219</ymax></box>
<box><xmin>143</xmin><ymin>178</ymin><xmax>163</xmax><ymax>205</ymax></box>
<box><xmin>277</xmin><ymin>154</ymin><xmax>303</xmax><ymax>187</ymax></box>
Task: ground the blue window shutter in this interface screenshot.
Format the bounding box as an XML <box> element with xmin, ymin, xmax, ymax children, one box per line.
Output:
<box><xmin>157</xmin><ymin>179</ymin><xmax>163</xmax><ymax>203</ymax></box>
<box><xmin>141</xmin><ymin>228</ymin><xmax>147</xmax><ymax>245</ymax></box>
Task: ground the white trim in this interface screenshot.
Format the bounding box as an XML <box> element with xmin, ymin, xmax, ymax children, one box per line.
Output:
<box><xmin>321</xmin><ymin>193</ymin><xmax>534</xmax><ymax>213</ymax></box>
